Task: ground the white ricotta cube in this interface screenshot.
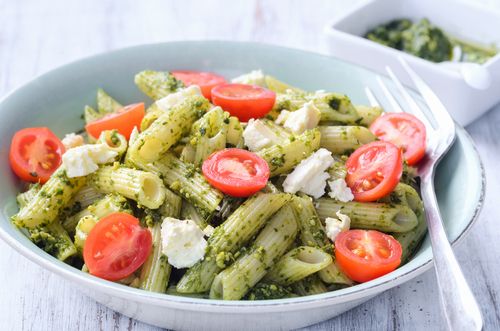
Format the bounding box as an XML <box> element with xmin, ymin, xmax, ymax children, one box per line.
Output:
<box><xmin>283</xmin><ymin>101</ymin><xmax>321</xmax><ymax>134</ymax></box>
<box><xmin>300</xmin><ymin>171</ymin><xmax>331</xmax><ymax>199</ymax></box>
<box><xmin>282</xmin><ymin>148</ymin><xmax>334</xmax><ymax>199</ymax></box>
<box><xmin>325</xmin><ymin>211</ymin><xmax>351</xmax><ymax>242</ymax></box>
<box><xmin>62</xmin><ymin>144</ymin><xmax>118</xmax><ymax>178</ymax></box>
<box><xmin>328</xmin><ymin>178</ymin><xmax>354</xmax><ymax>202</ymax></box>
<box><xmin>160</xmin><ymin>217</ymin><xmax>207</xmax><ymax>269</ymax></box>
<box><xmin>61</xmin><ymin>133</ymin><xmax>84</xmax><ymax>150</ymax></box>
<box><xmin>242</xmin><ymin>119</ymin><xmax>280</xmax><ymax>151</ymax></box>
<box><xmin>231</xmin><ymin>69</ymin><xmax>266</xmax><ymax>86</ymax></box>
<box><xmin>275</xmin><ymin>110</ymin><xmax>290</xmax><ymax>125</ymax></box>
<box><xmin>156</xmin><ymin>85</ymin><xmax>202</xmax><ymax>111</ymax></box>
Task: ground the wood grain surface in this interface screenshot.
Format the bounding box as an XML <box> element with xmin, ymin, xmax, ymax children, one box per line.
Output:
<box><xmin>0</xmin><ymin>0</ymin><xmax>499</xmax><ymax>330</ymax></box>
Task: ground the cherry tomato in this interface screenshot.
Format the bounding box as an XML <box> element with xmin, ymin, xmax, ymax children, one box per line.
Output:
<box><xmin>171</xmin><ymin>70</ymin><xmax>226</xmax><ymax>100</ymax></box>
<box><xmin>335</xmin><ymin>229</ymin><xmax>402</xmax><ymax>283</ymax></box>
<box><xmin>211</xmin><ymin>83</ymin><xmax>276</xmax><ymax>122</ymax></box>
<box><xmin>85</xmin><ymin>103</ymin><xmax>145</xmax><ymax>140</ymax></box>
<box><xmin>83</xmin><ymin>213</ymin><xmax>152</xmax><ymax>281</ymax></box>
<box><xmin>9</xmin><ymin>127</ymin><xmax>65</xmax><ymax>183</ymax></box>
<box><xmin>345</xmin><ymin>141</ymin><xmax>402</xmax><ymax>202</ymax></box>
<box><xmin>370</xmin><ymin>112</ymin><xmax>426</xmax><ymax>165</ymax></box>
<box><xmin>202</xmin><ymin>148</ymin><xmax>270</xmax><ymax>197</ymax></box>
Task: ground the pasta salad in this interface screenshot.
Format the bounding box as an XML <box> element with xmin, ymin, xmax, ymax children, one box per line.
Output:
<box><xmin>9</xmin><ymin>69</ymin><xmax>427</xmax><ymax>300</ymax></box>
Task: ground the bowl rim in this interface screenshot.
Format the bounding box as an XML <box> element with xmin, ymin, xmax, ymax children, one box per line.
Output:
<box><xmin>0</xmin><ymin>40</ymin><xmax>486</xmax><ymax>311</ymax></box>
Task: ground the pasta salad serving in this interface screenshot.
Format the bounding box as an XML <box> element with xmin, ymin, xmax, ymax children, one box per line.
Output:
<box><xmin>9</xmin><ymin>69</ymin><xmax>428</xmax><ymax>300</ymax></box>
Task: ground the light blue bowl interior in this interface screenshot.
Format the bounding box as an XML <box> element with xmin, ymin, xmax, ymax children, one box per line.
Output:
<box><xmin>0</xmin><ymin>41</ymin><xmax>484</xmax><ymax>305</ymax></box>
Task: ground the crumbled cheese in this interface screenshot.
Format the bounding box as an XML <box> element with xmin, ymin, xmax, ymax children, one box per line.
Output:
<box><xmin>62</xmin><ymin>133</ymin><xmax>84</xmax><ymax>150</ymax></box>
<box><xmin>231</xmin><ymin>69</ymin><xmax>266</xmax><ymax>86</ymax></box>
<box><xmin>282</xmin><ymin>101</ymin><xmax>321</xmax><ymax>134</ymax></box>
<box><xmin>282</xmin><ymin>148</ymin><xmax>334</xmax><ymax>198</ymax></box>
<box><xmin>301</xmin><ymin>171</ymin><xmax>331</xmax><ymax>198</ymax></box>
<box><xmin>203</xmin><ymin>225</ymin><xmax>215</xmax><ymax>237</ymax></box>
<box><xmin>242</xmin><ymin>119</ymin><xmax>280</xmax><ymax>151</ymax></box>
<box><xmin>62</xmin><ymin>144</ymin><xmax>118</xmax><ymax>178</ymax></box>
<box><xmin>328</xmin><ymin>178</ymin><xmax>354</xmax><ymax>202</ymax></box>
<box><xmin>156</xmin><ymin>85</ymin><xmax>202</xmax><ymax>111</ymax></box>
<box><xmin>325</xmin><ymin>211</ymin><xmax>351</xmax><ymax>242</ymax></box>
<box><xmin>275</xmin><ymin>110</ymin><xmax>290</xmax><ymax>125</ymax></box>
<box><xmin>161</xmin><ymin>218</ymin><xmax>207</xmax><ymax>269</ymax></box>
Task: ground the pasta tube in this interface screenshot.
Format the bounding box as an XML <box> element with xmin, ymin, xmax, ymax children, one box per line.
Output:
<box><xmin>355</xmin><ymin>105</ymin><xmax>383</xmax><ymax>126</ymax></box>
<box><xmin>264</xmin><ymin>246</ymin><xmax>332</xmax><ymax>285</ymax></box>
<box><xmin>257</xmin><ymin>128</ymin><xmax>320</xmax><ymax>176</ymax></box>
<box><xmin>319</xmin><ymin>126</ymin><xmax>376</xmax><ymax>155</ymax></box>
<box><xmin>292</xmin><ymin>274</ymin><xmax>328</xmax><ymax>296</ymax></box>
<box><xmin>63</xmin><ymin>193</ymin><xmax>132</xmax><ymax>234</ymax></box>
<box><xmin>133</xmin><ymin>153</ymin><xmax>222</xmax><ymax>219</ymax></box>
<box><xmin>315</xmin><ymin>198</ymin><xmax>418</xmax><ymax>233</ymax></box>
<box><xmin>210</xmin><ymin>204</ymin><xmax>298</xmax><ymax>300</ymax></box>
<box><xmin>90</xmin><ymin>165</ymin><xmax>166</xmax><ymax>209</ymax></box>
<box><xmin>134</xmin><ymin>70</ymin><xmax>184</xmax><ymax>100</ymax></box>
<box><xmin>139</xmin><ymin>223</ymin><xmax>171</xmax><ymax>293</ymax></box>
<box><xmin>127</xmin><ymin>95</ymin><xmax>210</xmax><ymax>163</ymax></box>
<box><xmin>176</xmin><ymin>193</ymin><xmax>291</xmax><ymax>293</ymax></box>
<box><xmin>13</xmin><ymin>167</ymin><xmax>86</xmax><ymax>228</ymax></box>
<box><xmin>97</xmin><ymin>130</ymin><xmax>128</xmax><ymax>158</ymax></box>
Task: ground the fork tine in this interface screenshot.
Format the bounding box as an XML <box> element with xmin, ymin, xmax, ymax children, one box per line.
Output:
<box><xmin>398</xmin><ymin>57</ymin><xmax>455</xmax><ymax>130</ymax></box>
<box><xmin>385</xmin><ymin>66</ymin><xmax>436</xmax><ymax>132</ymax></box>
<box><xmin>385</xmin><ymin>67</ymin><xmax>435</xmax><ymax>123</ymax></box>
<box><xmin>376</xmin><ymin>76</ymin><xmax>403</xmax><ymax>113</ymax></box>
<box><xmin>364</xmin><ymin>87</ymin><xmax>380</xmax><ymax>107</ymax></box>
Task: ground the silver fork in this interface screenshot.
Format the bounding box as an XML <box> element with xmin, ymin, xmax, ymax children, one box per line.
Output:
<box><xmin>365</xmin><ymin>58</ymin><xmax>483</xmax><ymax>331</ymax></box>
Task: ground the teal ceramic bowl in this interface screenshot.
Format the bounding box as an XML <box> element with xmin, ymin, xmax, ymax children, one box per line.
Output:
<box><xmin>0</xmin><ymin>41</ymin><xmax>485</xmax><ymax>331</ymax></box>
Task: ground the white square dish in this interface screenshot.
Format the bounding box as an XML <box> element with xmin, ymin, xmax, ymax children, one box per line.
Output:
<box><xmin>323</xmin><ymin>0</ymin><xmax>500</xmax><ymax>126</ymax></box>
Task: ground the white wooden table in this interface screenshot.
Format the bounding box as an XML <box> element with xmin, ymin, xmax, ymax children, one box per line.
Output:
<box><xmin>1</xmin><ymin>0</ymin><xmax>499</xmax><ymax>330</ymax></box>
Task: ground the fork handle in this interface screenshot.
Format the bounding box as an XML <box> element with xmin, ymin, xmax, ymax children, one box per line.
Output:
<box><xmin>421</xmin><ymin>176</ymin><xmax>483</xmax><ymax>331</ymax></box>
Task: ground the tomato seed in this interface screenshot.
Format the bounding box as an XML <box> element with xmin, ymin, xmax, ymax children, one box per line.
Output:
<box><xmin>362</xmin><ymin>179</ymin><xmax>372</xmax><ymax>190</ymax></box>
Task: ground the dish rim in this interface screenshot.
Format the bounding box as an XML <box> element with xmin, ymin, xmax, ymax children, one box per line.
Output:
<box><xmin>0</xmin><ymin>40</ymin><xmax>486</xmax><ymax>311</ymax></box>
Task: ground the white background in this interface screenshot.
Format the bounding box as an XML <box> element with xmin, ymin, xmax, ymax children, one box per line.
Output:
<box><xmin>0</xmin><ymin>0</ymin><xmax>499</xmax><ymax>330</ymax></box>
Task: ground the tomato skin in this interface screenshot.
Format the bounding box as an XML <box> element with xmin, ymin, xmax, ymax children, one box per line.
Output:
<box><xmin>346</xmin><ymin>141</ymin><xmax>403</xmax><ymax>202</ymax></box>
<box><xmin>171</xmin><ymin>71</ymin><xmax>226</xmax><ymax>100</ymax></box>
<box><xmin>83</xmin><ymin>213</ymin><xmax>152</xmax><ymax>281</ymax></box>
<box><xmin>211</xmin><ymin>83</ymin><xmax>276</xmax><ymax>122</ymax></box>
<box><xmin>85</xmin><ymin>103</ymin><xmax>145</xmax><ymax>140</ymax></box>
<box><xmin>202</xmin><ymin>148</ymin><xmax>270</xmax><ymax>197</ymax></box>
<box><xmin>370</xmin><ymin>112</ymin><xmax>426</xmax><ymax>165</ymax></box>
<box><xmin>9</xmin><ymin>127</ymin><xmax>65</xmax><ymax>183</ymax></box>
<box><xmin>335</xmin><ymin>230</ymin><xmax>402</xmax><ymax>283</ymax></box>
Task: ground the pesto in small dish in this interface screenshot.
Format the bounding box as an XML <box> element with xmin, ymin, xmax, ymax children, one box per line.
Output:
<box><xmin>365</xmin><ymin>18</ymin><xmax>497</xmax><ymax>64</ymax></box>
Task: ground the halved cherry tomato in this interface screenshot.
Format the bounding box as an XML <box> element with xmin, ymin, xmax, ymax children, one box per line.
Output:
<box><xmin>85</xmin><ymin>103</ymin><xmax>145</xmax><ymax>140</ymax></box>
<box><xmin>370</xmin><ymin>113</ymin><xmax>426</xmax><ymax>165</ymax></box>
<box><xmin>211</xmin><ymin>83</ymin><xmax>276</xmax><ymax>122</ymax></box>
<box><xmin>202</xmin><ymin>148</ymin><xmax>270</xmax><ymax>197</ymax></box>
<box><xmin>9</xmin><ymin>127</ymin><xmax>65</xmax><ymax>183</ymax></box>
<box><xmin>83</xmin><ymin>213</ymin><xmax>152</xmax><ymax>281</ymax></box>
<box><xmin>335</xmin><ymin>229</ymin><xmax>402</xmax><ymax>283</ymax></box>
<box><xmin>345</xmin><ymin>141</ymin><xmax>402</xmax><ymax>202</ymax></box>
<box><xmin>172</xmin><ymin>70</ymin><xmax>226</xmax><ymax>100</ymax></box>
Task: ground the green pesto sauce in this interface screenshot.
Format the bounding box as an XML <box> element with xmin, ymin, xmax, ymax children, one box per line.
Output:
<box><xmin>365</xmin><ymin>18</ymin><xmax>497</xmax><ymax>64</ymax></box>
<box><xmin>452</xmin><ymin>38</ymin><xmax>498</xmax><ymax>64</ymax></box>
<box><xmin>245</xmin><ymin>283</ymin><xmax>294</xmax><ymax>300</ymax></box>
<box><xmin>328</xmin><ymin>96</ymin><xmax>341</xmax><ymax>111</ymax></box>
<box><xmin>30</xmin><ymin>227</ymin><xmax>68</xmax><ymax>257</ymax></box>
